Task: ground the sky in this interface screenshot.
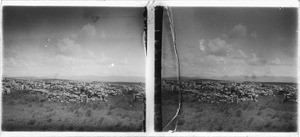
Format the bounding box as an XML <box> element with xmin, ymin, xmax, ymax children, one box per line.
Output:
<box><xmin>3</xmin><ymin>7</ymin><xmax>146</xmax><ymax>79</ymax></box>
<box><xmin>162</xmin><ymin>7</ymin><xmax>298</xmax><ymax>79</ymax></box>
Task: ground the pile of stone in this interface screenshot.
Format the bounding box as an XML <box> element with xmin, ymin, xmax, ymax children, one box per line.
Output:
<box><xmin>3</xmin><ymin>78</ymin><xmax>146</xmax><ymax>103</ymax></box>
<box><xmin>282</xmin><ymin>86</ymin><xmax>297</xmax><ymax>103</ymax></box>
<box><xmin>284</xmin><ymin>92</ymin><xmax>297</xmax><ymax>103</ymax></box>
<box><xmin>162</xmin><ymin>80</ymin><xmax>297</xmax><ymax>103</ymax></box>
<box><xmin>47</xmin><ymin>91</ymin><xmax>107</xmax><ymax>103</ymax></box>
<box><xmin>191</xmin><ymin>88</ymin><xmax>258</xmax><ymax>103</ymax></box>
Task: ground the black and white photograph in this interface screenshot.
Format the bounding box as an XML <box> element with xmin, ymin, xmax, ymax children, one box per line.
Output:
<box><xmin>160</xmin><ymin>7</ymin><xmax>298</xmax><ymax>132</ymax></box>
<box><xmin>2</xmin><ymin>6</ymin><xmax>146</xmax><ymax>131</ymax></box>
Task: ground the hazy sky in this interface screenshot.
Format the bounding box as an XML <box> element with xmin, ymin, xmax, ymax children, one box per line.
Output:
<box><xmin>3</xmin><ymin>7</ymin><xmax>145</xmax><ymax>78</ymax></box>
<box><xmin>162</xmin><ymin>7</ymin><xmax>297</xmax><ymax>78</ymax></box>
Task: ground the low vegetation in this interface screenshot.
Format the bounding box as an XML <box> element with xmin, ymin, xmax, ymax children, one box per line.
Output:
<box><xmin>2</xmin><ymin>90</ymin><xmax>144</xmax><ymax>131</ymax></box>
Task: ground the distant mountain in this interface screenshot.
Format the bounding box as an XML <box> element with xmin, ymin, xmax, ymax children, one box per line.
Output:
<box><xmin>64</xmin><ymin>76</ymin><xmax>145</xmax><ymax>83</ymax></box>
<box><xmin>162</xmin><ymin>75</ymin><xmax>297</xmax><ymax>83</ymax></box>
<box><xmin>7</xmin><ymin>76</ymin><xmax>145</xmax><ymax>83</ymax></box>
<box><xmin>218</xmin><ymin>75</ymin><xmax>297</xmax><ymax>83</ymax></box>
<box><xmin>9</xmin><ymin>76</ymin><xmax>49</xmax><ymax>80</ymax></box>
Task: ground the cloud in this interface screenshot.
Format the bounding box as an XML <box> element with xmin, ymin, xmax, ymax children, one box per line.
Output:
<box><xmin>24</xmin><ymin>23</ymin><xmax>112</xmax><ymax>76</ymax></box>
<box><xmin>199</xmin><ymin>39</ymin><xmax>205</xmax><ymax>52</ymax></box>
<box><xmin>198</xmin><ymin>35</ymin><xmax>269</xmax><ymax>67</ymax></box>
<box><xmin>203</xmin><ymin>38</ymin><xmax>232</xmax><ymax>57</ymax></box>
<box><xmin>54</xmin><ymin>23</ymin><xmax>111</xmax><ymax>66</ymax></box>
<box><xmin>57</xmin><ymin>37</ymin><xmax>82</xmax><ymax>56</ymax></box>
<box><xmin>3</xmin><ymin>45</ymin><xmax>24</xmax><ymax>59</ymax></box>
<box><xmin>250</xmin><ymin>31</ymin><xmax>257</xmax><ymax>39</ymax></box>
<box><xmin>269</xmin><ymin>58</ymin><xmax>284</xmax><ymax>66</ymax></box>
<box><xmin>231</xmin><ymin>49</ymin><xmax>248</xmax><ymax>59</ymax></box>
<box><xmin>179</xmin><ymin>35</ymin><xmax>270</xmax><ymax>77</ymax></box>
<box><xmin>55</xmin><ymin>38</ymin><xmax>110</xmax><ymax>66</ymax></box>
<box><xmin>99</xmin><ymin>31</ymin><xmax>106</xmax><ymax>38</ymax></box>
<box><xmin>80</xmin><ymin>23</ymin><xmax>97</xmax><ymax>37</ymax></box>
<box><xmin>232</xmin><ymin>24</ymin><xmax>247</xmax><ymax>36</ymax></box>
<box><xmin>247</xmin><ymin>53</ymin><xmax>267</xmax><ymax>66</ymax></box>
<box><xmin>55</xmin><ymin>24</ymin><xmax>100</xmax><ymax>58</ymax></box>
<box><xmin>91</xmin><ymin>15</ymin><xmax>100</xmax><ymax>23</ymax></box>
<box><xmin>3</xmin><ymin>49</ymin><xmax>17</xmax><ymax>58</ymax></box>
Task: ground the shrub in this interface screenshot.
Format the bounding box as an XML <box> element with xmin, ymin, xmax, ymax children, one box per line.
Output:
<box><xmin>271</xmin><ymin>113</ymin><xmax>278</xmax><ymax>119</ymax></box>
<box><xmin>25</xmin><ymin>95</ymin><xmax>40</xmax><ymax>102</ymax></box>
<box><xmin>45</xmin><ymin>107</ymin><xmax>53</xmax><ymax>112</ymax></box>
<box><xmin>47</xmin><ymin>118</ymin><xmax>52</xmax><ymax>123</ymax></box>
<box><xmin>259</xmin><ymin>105</ymin><xmax>267</xmax><ymax>110</ymax></box>
<box><xmin>107</xmin><ymin>110</ymin><xmax>112</xmax><ymax>115</ymax></box>
<box><xmin>7</xmin><ymin>100</ymin><xmax>15</xmax><ymax>105</ymax></box>
<box><xmin>86</xmin><ymin>109</ymin><xmax>92</xmax><ymax>117</ymax></box>
<box><xmin>59</xmin><ymin>125</ymin><xmax>65</xmax><ymax>130</ymax></box>
<box><xmin>280</xmin><ymin>113</ymin><xmax>293</xmax><ymax>121</ymax></box>
<box><xmin>109</xmin><ymin>105</ymin><xmax>117</xmax><ymax>110</ymax></box>
<box><xmin>68</xmin><ymin>103</ymin><xmax>81</xmax><ymax>112</ymax></box>
<box><xmin>39</xmin><ymin>98</ymin><xmax>47</xmax><ymax>102</ymax></box>
<box><xmin>92</xmin><ymin>103</ymin><xmax>98</xmax><ymax>110</ymax></box>
<box><xmin>178</xmin><ymin>119</ymin><xmax>185</xmax><ymax>125</ymax></box>
<box><xmin>67</xmin><ymin>125</ymin><xmax>74</xmax><ymax>131</ymax></box>
<box><xmin>199</xmin><ymin>108</ymin><xmax>203</xmax><ymax>112</ymax></box>
<box><xmin>7</xmin><ymin>118</ymin><xmax>14</xmax><ymax>122</ymax></box>
<box><xmin>27</xmin><ymin>119</ymin><xmax>36</xmax><ymax>125</ymax></box>
<box><xmin>223</xmin><ymin>110</ymin><xmax>229</xmax><ymax>115</ymax></box>
<box><xmin>248</xmin><ymin>117</ymin><xmax>254</xmax><ymax>125</ymax></box>
<box><xmin>115</xmin><ymin>122</ymin><xmax>122</xmax><ymax>127</ymax></box>
<box><xmin>216</xmin><ymin>125</ymin><xmax>223</xmax><ymax>131</ymax></box>
<box><xmin>3</xmin><ymin>124</ymin><xmax>15</xmax><ymax>131</ymax></box>
<box><xmin>78</xmin><ymin>126</ymin><xmax>85</xmax><ymax>131</ymax></box>
<box><xmin>38</xmin><ymin>102</ymin><xmax>44</xmax><ymax>107</ymax></box>
<box><xmin>265</xmin><ymin>121</ymin><xmax>272</xmax><ymax>128</ymax></box>
<box><xmin>257</xmin><ymin>111</ymin><xmax>262</xmax><ymax>116</ymax></box>
<box><xmin>74</xmin><ymin>109</ymin><xmax>79</xmax><ymax>115</ymax></box>
<box><xmin>228</xmin><ymin>127</ymin><xmax>234</xmax><ymax>131</ymax></box>
<box><xmin>208</xmin><ymin>125</ymin><xmax>214</xmax><ymax>131</ymax></box>
<box><xmin>98</xmin><ymin>117</ymin><xmax>104</xmax><ymax>125</ymax></box>
<box><xmin>285</xmin><ymin>123</ymin><xmax>297</xmax><ymax>132</ymax></box>
<box><xmin>41</xmin><ymin>125</ymin><xmax>48</xmax><ymax>131</ymax></box>
<box><xmin>242</xmin><ymin>104</ymin><xmax>248</xmax><ymax>110</ymax></box>
<box><xmin>235</xmin><ymin>110</ymin><xmax>242</xmax><ymax>117</ymax></box>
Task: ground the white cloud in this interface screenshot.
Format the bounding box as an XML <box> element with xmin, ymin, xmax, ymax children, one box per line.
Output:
<box><xmin>231</xmin><ymin>49</ymin><xmax>248</xmax><ymax>59</ymax></box>
<box><xmin>100</xmin><ymin>31</ymin><xmax>106</xmax><ymax>38</ymax></box>
<box><xmin>270</xmin><ymin>58</ymin><xmax>283</xmax><ymax>65</ymax></box>
<box><xmin>4</xmin><ymin>23</ymin><xmax>112</xmax><ymax>77</ymax></box>
<box><xmin>80</xmin><ymin>23</ymin><xmax>97</xmax><ymax>37</ymax></box>
<box><xmin>247</xmin><ymin>53</ymin><xmax>267</xmax><ymax>66</ymax></box>
<box><xmin>232</xmin><ymin>24</ymin><xmax>247</xmax><ymax>36</ymax></box>
<box><xmin>57</xmin><ymin>37</ymin><xmax>82</xmax><ymax>56</ymax></box>
<box><xmin>250</xmin><ymin>31</ymin><xmax>257</xmax><ymax>39</ymax></box>
<box><xmin>199</xmin><ymin>39</ymin><xmax>205</xmax><ymax>52</ymax></box>
<box><xmin>201</xmin><ymin>38</ymin><xmax>232</xmax><ymax>57</ymax></box>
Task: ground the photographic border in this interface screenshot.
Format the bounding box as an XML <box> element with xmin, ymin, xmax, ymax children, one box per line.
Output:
<box><xmin>0</xmin><ymin>0</ymin><xmax>299</xmax><ymax>137</ymax></box>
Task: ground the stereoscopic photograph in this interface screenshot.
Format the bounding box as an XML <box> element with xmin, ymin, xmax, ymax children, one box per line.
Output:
<box><xmin>160</xmin><ymin>7</ymin><xmax>297</xmax><ymax>132</ymax></box>
<box><xmin>2</xmin><ymin>6</ymin><xmax>146</xmax><ymax>131</ymax></box>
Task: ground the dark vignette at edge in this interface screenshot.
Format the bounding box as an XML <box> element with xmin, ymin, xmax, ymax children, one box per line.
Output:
<box><xmin>154</xmin><ymin>6</ymin><xmax>163</xmax><ymax>132</ymax></box>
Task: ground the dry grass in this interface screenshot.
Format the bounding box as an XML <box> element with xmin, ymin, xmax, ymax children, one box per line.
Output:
<box><xmin>162</xmin><ymin>90</ymin><xmax>297</xmax><ymax>132</ymax></box>
<box><xmin>2</xmin><ymin>91</ymin><xmax>144</xmax><ymax>131</ymax></box>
